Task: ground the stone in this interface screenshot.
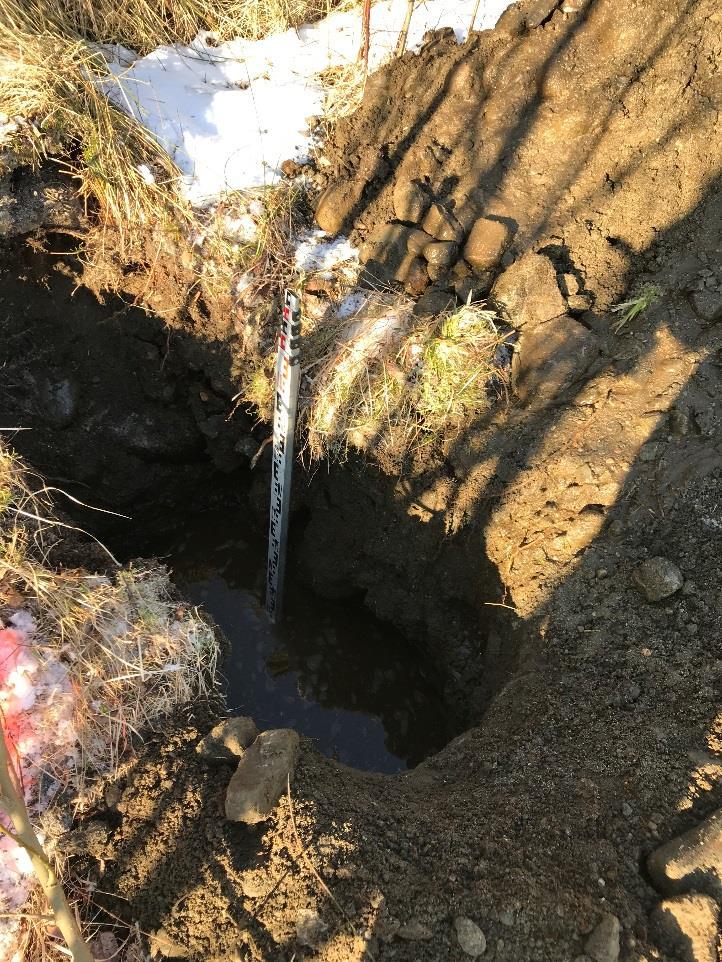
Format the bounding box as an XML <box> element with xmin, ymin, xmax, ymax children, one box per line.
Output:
<box><xmin>296</xmin><ymin>909</ymin><xmax>327</xmax><ymax>949</ymax></box>
<box><xmin>225</xmin><ymin>729</ymin><xmax>300</xmax><ymax>824</ymax></box>
<box><xmin>148</xmin><ymin>929</ymin><xmax>189</xmax><ymax>959</ymax></box>
<box><xmin>423</xmin><ymin>240</ymin><xmax>459</xmax><ymax>268</ymax></box>
<box><xmin>689</xmin><ymin>288</ymin><xmax>722</xmax><ymax>322</ymax></box>
<box><xmin>463</xmin><ymin>217</ymin><xmax>513</xmax><ymax>270</ymax></box>
<box><xmin>406</xmin><ymin>228</ymin><xmax>435</xmax><ymax>254</ymax></box>
<box><xmin>422</xmin><ymin>200</ymin><xmax>466</xmax><ymax>243</ymax></box>
<box><xmin>584</xmin><ymin>914</ymin><xmax>620</xmax><ymax>962</ymax></box>
<box><xmin>360</xmin><ymin>222</ymin><xmax>417</xmax><ymax>284</ymax></box>
<box><xmin>280</xmin><ymin>158</ymin><xmax>303</xmax><ymax>178</ymax></box>
<box><xmin>648</xmin><ymin>807</ymin><xmax>722</xmax><ymax>898</ymax></box>
<box><xmin>524</xmin><ymin>0</ymin><xmax>560</xmax><ymax>28</ymax></box>
<box><xmin>404</xmin><ymin>257</ymin><xmax>430</xmax><ymax>296</ymax></box>
<box><xmin>454</xmin><ymin>916</ymin><xmax>487</xmax><ymax>957</ymax></box>
<box><xmin>650</xmin><ymin>894</ymin><xmax>719</xmax><ymax>962</ymax></box>
<box><xmin>397</xmin><ymin>920</ymin><xmax>433</xmax><ymax>941</ymax></box>
<box><xmin>495</xmin><ymin>2</ymin><xmax>525</xmax><ymax>36</ymax></box>
<box><xmin>393</xmin><ymin>179</ymin><xmax>431</xmax><ymax>224</ymax></box>
<box><xmin>413</xmin><ymin>288</ymin><xmax>456</xmax><ymax>316</ymax></box>
<box><xmin>511</xmin><ymin>315</ymin><xmax>599</xmax><ymax>405</ymax></box>
<box><xmin>491</xmin><ymin>252</ymin><xmax>567</xmax><ymax>328</ymax></box>
<box><xmin>197</xmin><ymin>717</ymin><xmax>258</xmax><ymax>762</ymax></box>
<box><xmin>633</xmin><ymin>557</ymin><xmax>683</xmax><ymax>602</ymax></box>
<box><xmin>315</xmin><ymin>179</ymin><xmax>364</xmax><ymax>234</ymax></box>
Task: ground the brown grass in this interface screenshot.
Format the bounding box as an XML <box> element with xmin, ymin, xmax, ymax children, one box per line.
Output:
<box><xmin>0</xmin><ymin>444</ymin><xmax>219</xmax><ymax>795</ymax></box>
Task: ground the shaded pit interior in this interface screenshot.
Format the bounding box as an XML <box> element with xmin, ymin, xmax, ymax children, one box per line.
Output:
<box><xmin>0</xmin><ymin>236</ymin><xmax>518</xmax><ymax>774</ymax></box>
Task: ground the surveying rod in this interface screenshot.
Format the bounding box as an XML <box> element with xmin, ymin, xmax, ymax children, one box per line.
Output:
<box><xmin>266</xmin><ymin>290</ymin><xmax>301</xmax><ymax>623</ymax></box>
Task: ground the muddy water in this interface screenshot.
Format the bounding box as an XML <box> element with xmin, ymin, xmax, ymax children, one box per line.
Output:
<box><xmin>136</xmin><ymin>508</ymin><xmax>451</xmax><ymax>773</ymax></box>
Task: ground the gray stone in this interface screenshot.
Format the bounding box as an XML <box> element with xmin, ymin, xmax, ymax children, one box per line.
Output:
<box><xmin>492</xmin><ymin>252</ymin><xmax>567</xmax><ymax>328</ymax></box>
<box><xmin>584</xmin><ymin>914</ymin><xmax>620</xmax><ymax>962</ymax></box>
<box><xmin>512</xmin><ymin>315</ymin><xmax>599</xmax><ymax>405</ymax></box>
<box><xmin>197</xmin><ymin>717</ymin><xmax>258</xmax><ymax>762</ymax></box>
<box><xmin>407</xmin><ymin>228</ymin><xmax>435</xmax><ymax>254</ymax></box>
<box><xmin>423</xmin><ymin>240</ymin><xmax>459</xmax><ymax>268</ymax></box>
<box><xmin>463</xmin><ymin>216</ymin><xmax>513</xmax><ymax>270</ymax></box>
<box><xmin>633</xmin><ymin>557</ymin><xmax>683</xmax><ymax>602</ymax></box>
<box><xmin>689</xmin><ymin>288</ymin><xmax>722</xmax><ymax>322</ymax></box>
<box><xmin>648</xmin><ymin>807</ymin><xmax>722</xmax><ymax>898</ymax></box>
<box><xmin>413</xmin><ymin>288</ymin><xmax>456</xmax><ymax>316</ymax></box>
<box><xmin>421</xmin><ymin>201</ymin><xmax>466</xmax><ymax>243</ymax></box>
<box><xmin>454</xmin><ymin>916</ymin><xmax>487</xmax><ymax>957</ymax></box>
<box><xmin>524</xmin><ymin>0</ymin><xmax>560</xmax><ymax>28</ymax></box>
<box><xmin>393</xmin><ymin>179</ymin><xmax>431</xmax><ymax>224</ymax></box>
<box><xmin>650</xmin><ymin>894</ymin><xmax>719</xmax><ymax>962</ymax></box>
<box><xmin>225</xmin><ymin>729</ymin><xmax>300</xmax><ymax>824</ymax></box>
<box><xmin>295</xmin><ymin>909</ymin><xmax>327</xmax><ymax>949</ymax></box>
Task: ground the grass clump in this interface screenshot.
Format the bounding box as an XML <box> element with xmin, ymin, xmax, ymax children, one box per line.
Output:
<box><xmin>610</xmin><ymin>282</ymin><xmax>662</xmax><ymax>333</ymax></box>
<box><xmin>302</xmin><ymin>297</ymin><xmax>511</xmax><ymax>460</ymax></box>
<box><xmin>0</xmin><ymin>1</ymin><xmax>192</xmax><ymax>246</ymax></box>
<box><xmin>56</xmin><ymin>0</ymin><xmax>346</xmax><ymax>53</ymax></box>
<box><xmin>0</xmin><ymin>442</ymin><xmax>219</xmax><ymax>792</ymax></box>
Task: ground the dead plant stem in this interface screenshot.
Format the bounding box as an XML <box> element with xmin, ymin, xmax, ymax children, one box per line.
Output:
<box><xmin>0</xmin><ymin>725</ymin><xmax>94</xmax><ymax>962</ymax></box>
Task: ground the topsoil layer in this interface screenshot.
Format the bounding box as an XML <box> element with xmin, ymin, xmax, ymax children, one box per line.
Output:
<box><xmin>2</xmin><ymin>0</ymin><xmax>722</xmax><ymax>960</ymax></box>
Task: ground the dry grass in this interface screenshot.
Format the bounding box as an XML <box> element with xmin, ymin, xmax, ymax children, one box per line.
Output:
<box><xmin>57</xmin><ymin>0</ymin><xmax>346</xmax><ymax>53</ymax></box>
<box><xmin>300</xmin><ymin>296</ymin><xmax>512</xmax><ymax>459</ymax></box>
<box><xmin>0</xmin><ymin>2</ymin><xmax>193</xmax><ymax>249</ymax></box>
<box><xmin>0</xmin><ymin>444</ymin><xmax>219</xmax><ymax>794</ymax></box>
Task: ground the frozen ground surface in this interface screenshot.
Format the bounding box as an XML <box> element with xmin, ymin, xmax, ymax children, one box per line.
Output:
<box><xmin>103</xmin><ymin>0</ymin><xmax>512</xmax><ymax>205</ymax></box>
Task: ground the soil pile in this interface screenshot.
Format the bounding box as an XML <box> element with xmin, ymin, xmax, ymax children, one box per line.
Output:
<box><xmin>2</xmin><ymin>0</ymin><xmax>722</xmax><ymax>960</ymax></box>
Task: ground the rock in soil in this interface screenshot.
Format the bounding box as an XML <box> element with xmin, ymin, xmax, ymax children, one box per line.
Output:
<box><xmin>454</xmin><ymin>916</ymin><xmax>487</xmax><ymax>956</ymax></box>
<box><xmin>633</xmin><ymin>557</ymin><xmax>684</xmax><ymax>602</ymax></box>
<box><xmin>512</xmin><ymin>315</ymin><xmax>599</xmax><ymax>404</ymax></box>
<box><xmin>196</xmin><ymin>716</ymin><xmax>258</xmax><ymax>762</ymax></box>
<box><xmin>584</xmin><ymin>914</ymin><xmax>621</xmax><ymax>962</ymax></box>
<box><xmin>492</xmin><ymin>252</ymin><xmax>567</xmax><ymax>329</ymax></box>
<box><xmin>224</xmin><ymin>728</ymin><xmax>300</xmax><ymax>824</ymax></box>
<box><xmin>463</xmin><ymin>216</ymin><xmax>513</xmax><ymax>271</ymax></box>
<box><xmin>648</xmin><ymin>807</ymin><xmax>722</xmax><ymax>898</ymax></box>
<box><xmin>650</xmin><ymin>894</ymin><xmax>720</xmax><ymax>962</ymax></box>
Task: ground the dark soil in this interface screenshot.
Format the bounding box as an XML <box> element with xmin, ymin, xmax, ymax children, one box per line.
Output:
<box><xmin>2</xmin><ymin>0</ymin><xmax>722</xmax><ymax>959</ymax></box>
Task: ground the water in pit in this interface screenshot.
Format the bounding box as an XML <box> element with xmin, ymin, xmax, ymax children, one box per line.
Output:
<box><xmin>130</xmin><ymin>508</ymin><xmax>451</xmax><ymax>774</ymax></box>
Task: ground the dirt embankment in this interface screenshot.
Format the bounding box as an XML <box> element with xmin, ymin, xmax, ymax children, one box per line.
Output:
<box><xmin>2</xmin><ymin>0</ymin><xmax>722</xmax><ymax>959</ymax></box>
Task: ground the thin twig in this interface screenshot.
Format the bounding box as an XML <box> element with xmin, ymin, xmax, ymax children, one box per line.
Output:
<box><xmin>395</xmin><ymin>0</ymin><xmax>415</xmax><ymax>56</ymax></box>
<box><xmin>0</xmin><ymin>724</ymin><xmax>94</xmax><ymax>962</ymax></box>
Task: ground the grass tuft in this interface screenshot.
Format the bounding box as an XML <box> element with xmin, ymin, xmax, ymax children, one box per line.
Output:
<box><xmin>0</xmin><ymin>442</ymin><xmax>220</xmax><ymax>794</ymax></box>
<box><xmin>610</xmin><ymin>282</ymin><xmax>662</xmax><ymax>333</ymax></box>
<box><xmin>301</xmin><ymin>297</ymin><xmax>511</xmax><ymax>460</ymax></box>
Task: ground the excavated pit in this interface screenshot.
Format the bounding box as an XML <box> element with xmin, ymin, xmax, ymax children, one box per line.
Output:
<box><xmin>0</xmin><ymin>235</ymin><xmax>519</xmax><ymax>774</ymax></box>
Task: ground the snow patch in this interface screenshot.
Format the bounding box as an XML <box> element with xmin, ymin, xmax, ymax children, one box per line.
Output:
<box><xmin>103</xmin><ymin>0</ymin><xmax>512</xmax><ymax>205</ymax></box>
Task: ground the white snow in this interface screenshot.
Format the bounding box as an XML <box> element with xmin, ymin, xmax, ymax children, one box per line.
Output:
<box><xmin>103</xmin><ymin>0</ymin><xmax>512</xmax><ymax>205</ymax></box>
<box><xmin>294</xmin><ymin>230</ymin><xmax>358</xmax><ymax>273</ymax></box>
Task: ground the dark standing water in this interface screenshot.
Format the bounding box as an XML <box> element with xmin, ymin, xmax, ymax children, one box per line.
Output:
<box><xmin>135</xmin><ymin>508</ymin><xmax>450</xmax><ymax>773</ymax></box>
